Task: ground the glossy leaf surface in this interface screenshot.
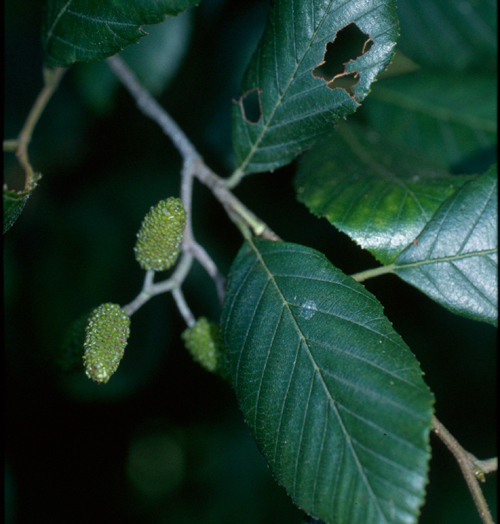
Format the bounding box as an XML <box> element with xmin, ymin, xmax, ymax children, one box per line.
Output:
<box><xmin>42</xmin><ymin>0</ymin><xmax>200</xmax><ymax>67</ymax></box>
<box><xmin>295</xmin><ymin>124</ymin><xmax>473</xmax><ymax>264</ymax></box>
<box><xmin>393</xmin><ymin>165</ymin><xmax>498</xmax><ymax>326</ymax></box>
<box><xmin>221</xmin><ymin>238</ymin><xmax>434</xmax><ymax>524</ymax></box>
<box><xmin>231</xmin><ymin>0</ymin><xmax>399</xmax><ymax>176</ymax></box>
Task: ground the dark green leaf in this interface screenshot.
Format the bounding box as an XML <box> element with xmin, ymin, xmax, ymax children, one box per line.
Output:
<box><xmin>295</xmin><ymin>124</ymin><xmax>473</xmax><ymax>264</ymax></box>
<box><xmin>42</xmin><ymin>0</ymin><xmax>200</xmax><ymax>67</ymax></box>
<box><xmin>231</xmin><ymin>0</ymin><xmax>399</xmax><ymax>177</ymax></box>
<box><xmin>3</xmin><ymin>187</ymin><xmax>34</xmax><ymax>233</ymax></box>
<box><xmin>364</xmin><ymin>71</ymin><xmax>497</xmax><ymax>170</ymax></box>
<box><xmin>393</xmin><ymin>165</ymin><xmax>498</xmax><ymax>326</ymax></box>
<box><xmin>396</xmin><ymin>0</ymin><xmax>497</xmax><ymax>71</ymax></box>
<box><xmin>222</xmin><ymin>238</ymin><xmax>434</xmax><ymax>524</ymax></box>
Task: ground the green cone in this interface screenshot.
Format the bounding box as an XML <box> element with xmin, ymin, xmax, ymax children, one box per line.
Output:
<box><xmin>83</xmin><ymin>303</ymin><xmax>130</xmax><ymax>384</ymax></box>
<box><xmin>134</xmin><ymin>197</ymin><xmax>187</xmax><ymax>271</ymax></box>
<box><xmin>182</xmin><ymin>317</ymin><xmax>229</xmax><ymax>380</ymax></box>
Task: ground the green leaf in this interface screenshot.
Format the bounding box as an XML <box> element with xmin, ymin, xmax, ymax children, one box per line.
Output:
<box><xmin>364</xmin><ymin>71</ymin><xmax>497</xmax><ymax>170</ymax></box>
<box><xmin>42</xmin><ymin>0</ymin><xmax>200</xmax><ymax>67</ymax></box>
<box><xmin>393</xmin><ymin>165</ymin><xmax>498</xmax><ymax>326</ymax></box>
<box><xmin>396</xmin><ymin>0</ymin><xmax>497</xmax><ymax>71</ymax></box>
<box><xmin>294</xmin><ymin>124</ymin><xmax>473</xmax><ymax>264</ymax></box>
<box><xmin>221</xmin><ymin>238</ymin><xmax>434</xmax><ymax>524</ymax></box>
<box><xmin>231</xmin><ymin>0</ymin><xmax>399</xmax><ymax>177</ymax></box>
<box><xmin>3</xmin><ymin>187</ymin><xmax>34</xmax><ymax>234</ymax></box>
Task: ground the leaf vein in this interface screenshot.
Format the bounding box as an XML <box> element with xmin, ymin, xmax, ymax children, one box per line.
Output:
<box><xmin>66</xmin><ymin>9</ymin><xmax>137</xmax><ymax>27</ymax></box>
<box><xmin>255</xmin><ymin>304</ymin><xmax>285</xmax><ymax>435</ymax></box>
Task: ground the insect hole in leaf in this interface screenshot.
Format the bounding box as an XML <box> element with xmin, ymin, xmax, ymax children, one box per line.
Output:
<box><xmin>312</xmin><ymin>22</ymin><xmax>374</xmax><ymax>97</ymax></box>
<box><xmin>238</xmin><ymin>87</ymin><xmax>262</xmax><ymax>124</ymax></box>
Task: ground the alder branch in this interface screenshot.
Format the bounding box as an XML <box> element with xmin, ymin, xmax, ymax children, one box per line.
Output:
<box><xmin>108</xmin><ymin>54</ymin><xmax>281</xmax><ymax>318</ymax></box>
<box><xmin>107</xmin><ymin>55</ymin><xmax>280</xmax><ymax>242</ymax></box>
<box><xmin>108</xmin><ymin>55</ymin><xmax>225</xmax><ymax>314</ymax></box>
<box><xmin>432</xmin><ymin>415</ymin><xmax>496</xmax><ymax>524</ymax></box>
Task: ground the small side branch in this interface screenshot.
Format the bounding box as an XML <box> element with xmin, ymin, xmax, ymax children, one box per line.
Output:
<box><xmin>172</xmin><ymin>286</ymin><xmax>195</xmax><ymax>328</ymax></box>
<box><xmin>123</xmin><ymin>252</ymin><xmax>194</xmax><ymax>316</ymax></box>
<box><xmin>179</xmin><ymin>158</ymin><xmax>227</xmax><ymax>304</ymax></box>
<box><xmin>4</xmin><ymin>66</ymin><xmax>67</xmax><ymax>190</ymax></box>
<box><xmin>189</xmin><ymin>239</ymin><xmax>226</xmax><ymax>305</ymax></box>
<box><xmin>432</xmin><ymin>415</ymin><xmax>496</xmax><ymax>524</ymax></box>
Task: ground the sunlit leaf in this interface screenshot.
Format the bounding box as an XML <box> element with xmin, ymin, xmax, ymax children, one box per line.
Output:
<box><xmin>393</xmin><ymin>165</ymin><xmax>498</xmax><ymax>326</ymax></box>
<box><xmin>222</xmin><ymin>238</ymin><xmax>434</xmax><ymax>524</ymax></box>
<box><xmin>295</xmin><ymin>124</ymin><xmax>473</xmax><ymax>264</ymax></box>
<box><xmin>231</xmin><ymin>0</ymin><xmax>399</xmax><ymax>177</ymax></box>
<box><xmin>42</xmin><ymin>0</ymin><xmax>200</xmax><ymax>67</ymax></box>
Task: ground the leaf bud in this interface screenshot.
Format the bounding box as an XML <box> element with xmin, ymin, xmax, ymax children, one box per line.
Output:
<box><xmin>134</xmin><ymin>197</ymin><xmax>187</xmax><ymax>271</ymax></box>
<box><xmin>83</xmin><ymin>303</ymin><xmax>130</xmax><ymax>384</ymax></box>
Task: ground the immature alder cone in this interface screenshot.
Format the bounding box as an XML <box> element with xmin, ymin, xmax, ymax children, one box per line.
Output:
<box><xmin>83</xmin><ymin>303</ymin><xmax>130</xmax><ymax>384</ymax></box>
<box><xmin>134</xmin><ymin>197</ymin><xmax>187</xmax><ymax>271</ymax></box>
<box><xmin>182</xmin><ymin>317</ymin><xmax>229</xmax><ymax>379</ymax></box>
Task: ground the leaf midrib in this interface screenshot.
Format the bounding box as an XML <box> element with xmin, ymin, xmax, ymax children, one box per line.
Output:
<box><xmin>395</xmin><ymin>247</ymin><xmax>498</xmax><ymax>268</ymax></box>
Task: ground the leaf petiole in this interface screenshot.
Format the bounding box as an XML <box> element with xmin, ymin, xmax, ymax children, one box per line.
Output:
<box><xmin>351</xmin><ymin>264</ymin><xmax>396</xmax><ymax>282</ymax></box>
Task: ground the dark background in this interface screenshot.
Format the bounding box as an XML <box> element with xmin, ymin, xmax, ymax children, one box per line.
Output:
<box><xmin>5</xmin><ymin>0</ymin><xmax>496</xmax><ymax>523</ymax></box>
